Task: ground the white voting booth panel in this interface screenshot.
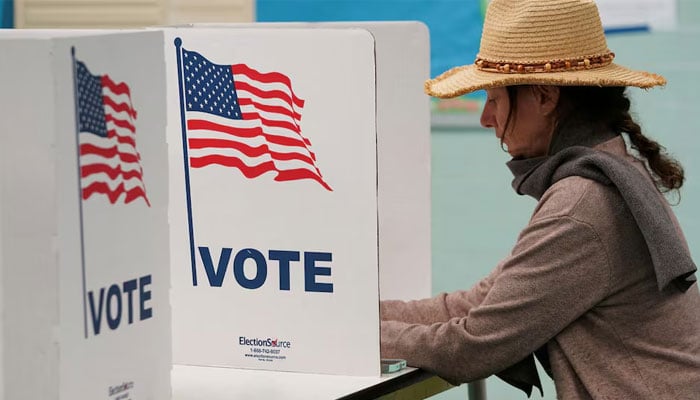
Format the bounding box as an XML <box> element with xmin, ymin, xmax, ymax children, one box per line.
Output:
<box><xmin>342</xmin><ymin>22</ymin><xmax>431</xmax><ymax>302</ymax></box>
<box><xmin>184</xmin><ymin>21</ymin><xmax>433</xmax><ymax>302</ymax></box>
<box><xmin>165</xmin><ymin>27</ymin><xmax>381</xmax><ymax>376</ymax></box>
<box><xmin>0</xmin><ymin>31</ymin><xmax>171</xmax><ymax>400</ymax></box>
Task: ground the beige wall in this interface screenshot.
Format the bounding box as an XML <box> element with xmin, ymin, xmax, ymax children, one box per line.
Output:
<box><xmin>14</xmin><ymin>0</ymin><xmax>254</xmax><ymax>28</ymax></box>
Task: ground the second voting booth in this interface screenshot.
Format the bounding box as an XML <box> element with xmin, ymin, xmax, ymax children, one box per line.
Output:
<box><xmin>0</xmin><ymin>30</ymin><xmax>171</xmax><ymax>400</ymax></box>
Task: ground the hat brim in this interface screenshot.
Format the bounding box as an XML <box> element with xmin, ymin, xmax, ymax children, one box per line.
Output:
<box><xmin>425</xmin><ymin>62</ymin><xmax>666</xmax><ymax>98</ymax></box>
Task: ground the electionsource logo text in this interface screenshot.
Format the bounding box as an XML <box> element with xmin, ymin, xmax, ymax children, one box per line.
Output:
<box><xmin>239</xmin><ymin>336</ymin><xmax>292</xmax><ymax>348</ymax></box>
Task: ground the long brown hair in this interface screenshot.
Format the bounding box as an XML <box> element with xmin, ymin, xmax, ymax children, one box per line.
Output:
<box><xmin>503</xmin><ymin>85</ymin><xmax>684</xmax><ymax>192</ymax></box>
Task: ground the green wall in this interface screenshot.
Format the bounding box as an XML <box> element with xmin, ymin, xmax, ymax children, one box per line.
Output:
<box><xmin>429</xmin><ymin>1</ymin><xmax>700</xmax><ymax>398</ymax></box>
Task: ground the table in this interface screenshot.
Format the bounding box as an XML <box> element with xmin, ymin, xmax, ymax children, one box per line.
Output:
<box><xmin>172</xmin><ymin>365</ymin><xmax>456</xmax><ymax>400</ymax></box>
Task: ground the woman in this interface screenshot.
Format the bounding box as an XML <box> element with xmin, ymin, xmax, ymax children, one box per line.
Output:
<box><xmin>380</xmin><ymin>0</ymin><xmax>700</xmax><ymax>398</ymax></box>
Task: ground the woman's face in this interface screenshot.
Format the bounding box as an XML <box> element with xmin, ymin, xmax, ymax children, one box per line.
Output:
<box><xmin>480</xmin><ymin>86</ymin><xmax>556</xmax><ymax>159</ymax></box>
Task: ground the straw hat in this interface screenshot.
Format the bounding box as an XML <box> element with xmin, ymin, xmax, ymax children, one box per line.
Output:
<box><xmin>425</xmin><ymin>0</ymin><xmax>666</xmax><ymax>98</ymax></box>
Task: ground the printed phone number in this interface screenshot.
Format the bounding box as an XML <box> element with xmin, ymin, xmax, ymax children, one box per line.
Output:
<box><xmin>248</xmin><ymin>347</ymin><xmax>283</xmax><ymax>354</ymax></box>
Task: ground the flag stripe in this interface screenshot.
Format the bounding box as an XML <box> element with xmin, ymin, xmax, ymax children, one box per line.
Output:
<box><xmin>188</xmin><ymin>147</ymin><xmax>316</xmax><ymax>172</ymax></box>
<box><xmin>241</xmin><ymin>109</ymin><xmax>302</xmax><ymax>134</ymax></box>
<box><xmin>102</xmin><ymin>89</ymin><xmax>134</xmax><ymax>112</ymax></box>
<box><xmin>185</xmin><ymin>126</ymin><xmax>317</xmax><ymax>163</ymax></box>
<box><xmin>187</xmin><ymin>118</ymin><xmax>312</xmax><ymax>150</ymax></box>
<box><xmin>105</xmin><ymin>114</ymin><xmax>135</xmax><ymax>133</ymax></box>
<box><xmin>82</xmin><ymin>181</ymin><xmax>149</xmax><ymax>205</ymax></box>
<box><xmin>82</xmin><ymin>163</ymin><xmax>144</xmax><ymax>181</ymax></box>
<box><xmin>101</xmin><ymin>75</ymin><xmax>133</xmax><ymax>98</ymax></box>
<box><xmin>190</xmin><ymin>155</ymin><xmax>277</xmax><ymax>177</ymax></box>
<box><xmin>80</xmin><ymin>143</ymin><xmax>140</xmax><ymax>164</ymax></box>
<box><xmin>235</xmin><ymin>80</ymin><xmax>301</xmax><ymax>113</ymax></box>
<box><xmin>238</xmin><ymin>97</ymin><xmax>302</xmax><ymax>123</ymax></box>
<box><xmin>103</xmin><ymin>95</ymin><xmax>137</xmax><ymax>119</ymax></box>
<box><xmin>111</xmin><ymin>129</ymin><xmax>136</xmax><ymax>148</ymax></box>
<box><xmin>188</xmin><ymin>138</ymin><xmax>317</xmax><ymax>165</ymax></box>
<box><xmin>274</xmin><ymin>168</ymin><xmax>331</xmax><ymax>191</ymax></box>
<box><xmin>81</xmin><ymin>170</ymin><xmax>146</xmax><ymax>191</ymax></box>
<box><xmin>189</xmin><ymin>155</ymin><xmax>331</xmax><ymax>191</ymax></box>
<box><xmin>232</xmin><ymin>63</ymin><xmax>305</xmax><ymax>108</ymax></box>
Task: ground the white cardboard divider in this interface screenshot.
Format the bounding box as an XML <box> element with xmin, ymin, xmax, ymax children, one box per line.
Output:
<box><xmin>0</xmin><ymin>30</ymin><xmax>171</xmax><ymax>400</ymax></box>
<box><xmin>164</xmin><ymin>27</ymin><xmax>381</xmax><ymax>376</ymax></box>
<box><xmin>348</xmin><ymin>22</ymin><xmax>431</xmax><ymax>302</ymax></box>
<box><xmin>181</xmin><ymin>21</ymin><xmax>433</xmax><ymax>302</ymax></box>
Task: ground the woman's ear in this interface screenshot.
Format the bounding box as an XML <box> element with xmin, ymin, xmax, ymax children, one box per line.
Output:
<box><xmin>533</xmin><ymin>85</ymin><xmax>560</xmax><ymax>116</ymax></box>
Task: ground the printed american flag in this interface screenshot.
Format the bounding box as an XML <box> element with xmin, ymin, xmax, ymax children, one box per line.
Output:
<box><xmin>75</xmin><ymin>60</ymin><xmax>150</xmax><ymax>206</ymax></box>
<box><xmin>181</xmin><ymin>48</ymin><xmax>332</xmax><ymax>191</ymax></box>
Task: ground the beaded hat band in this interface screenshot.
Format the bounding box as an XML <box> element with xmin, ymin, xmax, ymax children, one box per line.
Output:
<box><xmin>425</xmin><ymin>0</ymin><xmax>666</xmax><ymax>98</ymax></box>
<box><xmin>475</xmin><ymin>52</ymin><xmax>615</xmax><ymax>74</ymax></box>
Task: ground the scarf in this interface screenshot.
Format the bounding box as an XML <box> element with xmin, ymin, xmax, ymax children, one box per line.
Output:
<box><xmin>495</xmin><ymin>121</ymin><xmax>697</xmax><ymax>397</ymax></box>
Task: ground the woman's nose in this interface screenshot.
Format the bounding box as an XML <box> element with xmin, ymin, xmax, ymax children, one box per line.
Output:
<box><xmin>480</xmin><ymin>105</ymin><xmax>494</xmax><ymax>129</ymax></box>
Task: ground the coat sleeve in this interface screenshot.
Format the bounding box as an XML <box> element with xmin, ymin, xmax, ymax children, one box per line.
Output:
<box><xmin>380</xmin><ymin>215</ymin><xmax>611</xmax><ymax>384</ymax></box>
<box><xmin>380</xmin><ymin>263</ymin><xmax>502</xmax><ymax>325</ymax></box>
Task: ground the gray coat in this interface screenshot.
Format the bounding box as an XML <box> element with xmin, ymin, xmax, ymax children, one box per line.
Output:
<box><xmin>380</xmin><ymin>137</ymin><xmax>700</xmax><ymax>399</ymax></box>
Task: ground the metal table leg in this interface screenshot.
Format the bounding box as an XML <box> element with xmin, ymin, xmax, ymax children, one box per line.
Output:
<box><xmin>467</xmin><ymin>379</ymin><xmax>487</xmax><ymax>400</ymax></box>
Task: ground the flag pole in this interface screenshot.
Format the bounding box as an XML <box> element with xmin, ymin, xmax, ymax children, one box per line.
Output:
<box><xmin>174</xmin><ymin>38</ymin><xmax>199</xmax><ymax>286</ymax></box>
<box><xmin>71</xmin><ymin>47</ymin><xmax>89</xmax><ymax>339</ymax></box>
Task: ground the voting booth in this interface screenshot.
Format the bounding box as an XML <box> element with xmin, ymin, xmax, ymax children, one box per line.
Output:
<box><xmin>165</xmin><ymin>24</ymin><xmax>430</xmax><ymax>377</ymax></box>
<box><xmin>165</xmin><ymin>23</ymin><xmax>430</xmax><ymax>377</ymax></box>
<box><xmin>0</xmin><ymin>30</ymin><xmax>171</xmax><ymax>399</ymax></box>
<box><xmin>165</xmin><ymin>27</ymin><xmax>382</xmax><ymax>376</ymax></box>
